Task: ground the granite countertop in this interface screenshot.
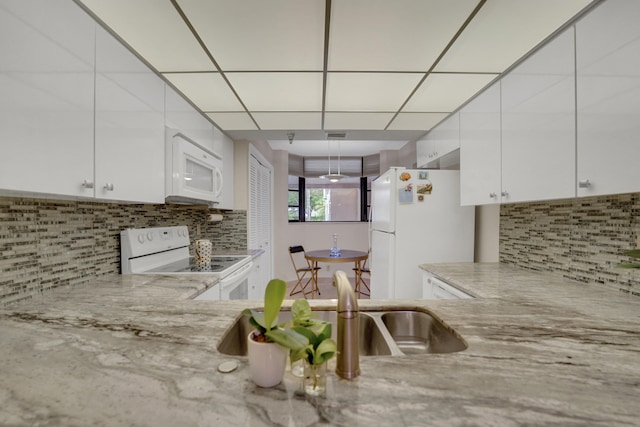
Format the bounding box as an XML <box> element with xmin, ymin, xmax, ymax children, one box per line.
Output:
<box><xmin>1</xmin><ymin>263</ymin><xmax>639</xmax><ymax>426</ymax></box>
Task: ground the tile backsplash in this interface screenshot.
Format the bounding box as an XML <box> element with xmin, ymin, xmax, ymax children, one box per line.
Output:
<box><xmin>500</xmin><ymin>193</ymin><xmax>640</xmax><ymax>296</ymax></box>
<box><xmin>0</xmin><ymin>196</ymin><xmax>246</xmax><ymax>305</ymax></box>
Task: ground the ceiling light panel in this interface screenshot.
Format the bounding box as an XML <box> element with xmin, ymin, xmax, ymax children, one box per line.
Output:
<box><xmin>176</xmin><ymin>0</ymin><xmax>325</xmax><ymax>71</ymax></box>
<box><xmin>328</xmin><ymin>0</ymin><xmax>479</xmax><ymax>71</ymax></box>
<box><xmin>387</xmin><ymin>112</ymin><xmax>449</xmax><ymax>131</ymax></box>
<box><xmin>253</xmin><ymin>112</ymin><xmax>322</xmax><ymax>130</ymax></box>
<box><xmin>434</xmin><ymin>0</ymin><xmax>593</xmax><ymax>73</ymax></box>
<box><xmin>324</xmin><ymin>113</ymin><xmax>395</xmax><ymax>130</ymax></box>
<box><xmin>403</xmin><ymin>73</ymin><xmax>498</xmax><ymax>112</ymax></box>
<box><xmin>78</xmin><ymin>0</ymin><xmax>213</xmax><ymax>72</ymax></box>
<box><xmin>326</xmin><ymin>73</ymin><xmax>424</xmax><ymax>111</ymax></box>
<box><xmin>226</xmin><ymin>72</ymin><xmax>323</xmax><ymax>111</ymax></box>
<box><xmin>163</xmin><ymin>72</ymin><xmax>243</xmax><ymax>111</ymax></box>
<box><xmin>206</xmin><ymin>112</ymin><xmax>258</xmax><ymax>130</ymax></box>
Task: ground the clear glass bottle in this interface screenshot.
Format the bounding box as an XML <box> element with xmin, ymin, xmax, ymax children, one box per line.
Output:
<box><xmin>329</xmin><ymin>233</ymin><xmax>340</xmax><ymax>257</ymax></box>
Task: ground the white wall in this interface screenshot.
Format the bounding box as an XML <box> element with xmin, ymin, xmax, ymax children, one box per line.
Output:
<box><xmin>474</xmin><ymin>204</ymin><xmax>499</xmax><ymax>262</ymax></box>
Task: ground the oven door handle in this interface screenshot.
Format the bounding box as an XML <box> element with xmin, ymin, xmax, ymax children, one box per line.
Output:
<box><xmin>220</xmin><ymin>262</ymin><xmax>253</xmax><ymax>288</ymax></box>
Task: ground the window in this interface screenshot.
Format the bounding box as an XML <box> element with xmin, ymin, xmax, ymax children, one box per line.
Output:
<box><xmin>289</xmin><ymin>176</ymin><xmax>375</xmax><ymax>222</ymax></box>
<box><xmin>288</xmin><ymin>153</ymin><xmax>379</xmax><ymax>223</ymax></box>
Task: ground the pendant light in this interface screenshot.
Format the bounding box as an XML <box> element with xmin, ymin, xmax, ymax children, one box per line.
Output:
<box><xmin>320</xmin><ymin>139</ymin><xmax>345</xmax><ymax>182</ymax></box>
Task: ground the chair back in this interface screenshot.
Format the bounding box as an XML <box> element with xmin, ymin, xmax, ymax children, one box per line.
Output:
<box><xmin>289</xmin><ymin>245</ymin><xmax>308</xmax><ymax>271</ymax></box>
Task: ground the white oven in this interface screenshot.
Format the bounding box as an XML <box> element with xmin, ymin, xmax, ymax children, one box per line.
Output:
<box><xmin>120</xmin><ymin>226</ymin><xmax>252</xmax><ymax>300</ymax></box>
<box><xmin>165</xmin><ymin>129</ymin><xmax>223</xmax><ymax>206</ymax></box>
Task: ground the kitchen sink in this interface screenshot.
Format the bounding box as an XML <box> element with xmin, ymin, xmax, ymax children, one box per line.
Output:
<box><xmin>379</xmin><ymin>310</ymin><xmax>467</xmax><ymax>354</ymax></box>
<box><xmin>216</xmin><ymin>308</ymin><xmax>466</xmax><ymax>357</ymax></box>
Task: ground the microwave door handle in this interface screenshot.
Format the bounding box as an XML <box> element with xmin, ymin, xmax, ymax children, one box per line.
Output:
<box><xmin>215</xmin><ymin>168</ymin><xmax>223</xmax><ymax>197</ymax></box>
<box><xmin>220</xmin><ymin>262</ymin><xmax>253</xmax><ymax>287</ymax></box>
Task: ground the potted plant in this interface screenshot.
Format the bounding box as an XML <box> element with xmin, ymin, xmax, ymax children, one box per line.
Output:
<box><xmin>242</xmin><ymin>279</ymin><xmax>306</xmax><ymax>388</ymax></box>
<box><xmin>286</xmin><ymin>299</ymin><xmax>337</xmax><ymax>396</ymax></box>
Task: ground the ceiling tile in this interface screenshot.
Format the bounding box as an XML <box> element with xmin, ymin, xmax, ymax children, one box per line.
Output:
<box><xmin>78</xmin><ymin>0</ymin><xmax>213</xmax><ymax>72</ymax></box>
<box><xmin>226</xmin><ymin>72</ymin><xmax>323</xmax><ymax>111</ymax></box>
<box><xmin>324</xmin><ymin>112</ymin><xmax>394</xmax><ymax>130</ymax></box>
<box><xmin>177</xmin><ymin>0</ymin><xmax>325</xmax><ymax>71</ymax></box>
<box><xmin>163</xmin><ymin>72</ymin><xmax>243</xmax><ymax>111</ymax></box>
<box><xmin>434</xmin><ymin>0</ymin><xmax>593</xmax><ymax>73</ymax></box>
<box><xmin>326</xmin><ymin>73</ymin><xmax>424</xmax><ymax>111</ymax></box>
<box><xmin>253</xmin><ymin>112</ymin><xmax>322</xmax><ymax>130</ymax></box>
<box><xmin>387</xmin><ymin>112</ymin><xmax>449</xmax><ymax>131</ymax></box>
<box><xmin>328</xmin><ymin>0</ymin><xmax>478</xmax><ymax>71</ymax></box>
<box><xmin>206</xmin><ymin>112</ymin><xmax>258</xmax><ymax>130</ymax></box>
<box><xmin>403</xmin><ymin>73</ymin><xmax>497</xmax><ymax>112</ymax></box>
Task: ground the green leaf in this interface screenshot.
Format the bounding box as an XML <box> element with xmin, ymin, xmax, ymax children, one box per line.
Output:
<box><xmin>313</xmin><ymin>338</ymin><xmax>337</xmax><ymax>365</ymax></box>
<box><xmin>623</xmin><ymin>249</ymin><xmax>640</xmax><ymax>259</ymax></box>
<box><xmin>263</xmin><ymin>279</ymin><xmax>286</xmax><ymax>332</ymax></box>
<box><xmin>292</xmin><ymin>325</ymin><xmax>317</xmax><ymax>343</ymax></box>
<box><xmin>291</xmin><ymin>299</ymin><xmax>314</xmax><ymax>326</ymax></box>
<box><xmin>265</xmin><ymin>328</ymin><xmax>308</xmax><ymax>352</ymax></box>
<box><xmin>617</xmin><ymin>262</ymin><xmax>640</xmax><ymax>269</ymax></box>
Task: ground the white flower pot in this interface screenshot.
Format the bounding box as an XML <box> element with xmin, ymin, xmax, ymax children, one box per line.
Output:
<box><xmin>247</xmin><ymin>332</ymin><xmax>287</xmax><ymax>388</ymax></box>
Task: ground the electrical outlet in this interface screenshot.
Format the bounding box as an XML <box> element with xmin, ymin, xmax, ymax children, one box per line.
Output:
<box><xmin>196</xmin><ymin>224</ymin><xmax>201</xmax><ymax>237</ymax></box>
<box><xmin>326</xmin><ymin>265</ymin><xmax>331</xmax><ymax>272</ymax></box>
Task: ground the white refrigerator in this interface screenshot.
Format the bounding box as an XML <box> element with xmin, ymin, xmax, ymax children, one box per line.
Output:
<box><xmin>370</xmin><ymin>168</ymin><xmax>474</xmax><ymax>299</ymax></box>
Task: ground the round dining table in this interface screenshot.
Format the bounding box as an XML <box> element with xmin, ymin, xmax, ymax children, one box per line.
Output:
<box><xmin>304</xmin><ymin>249</ymin><xmax>369</xmax><ymax>298</ymax></box>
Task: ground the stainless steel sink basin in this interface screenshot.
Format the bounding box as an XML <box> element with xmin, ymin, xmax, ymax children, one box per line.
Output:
<box><xmin>216</xmin><ymin>308</ymin><xmax>466</xmax><ymax>357</ymax></box>
<box><xmin>379</xmin><ymin>310</ymin><xmax>467</xmax><ymax>354</ymax></box>
<box><xmin>217</xmin><ymin>309</ymin><xmax>393</xmax><ymax>356</ymax></box>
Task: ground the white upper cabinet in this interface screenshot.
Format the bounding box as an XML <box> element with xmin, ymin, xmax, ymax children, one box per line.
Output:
<box><xmin>94</xmin><ymin>26</ymin><xmax>165</xmax><ymax>203</ymax></box>
<box><xmin>460</xmin><ymin>82</ymin><xmax>501</xmax><ymax>206</ymax></box>
<box><xmin>165</xmin><ymin>86</ymin><xmax>216</xmax><ymax>154</ymax></box>
<box><xmin>501</xmin><ymin>28</ymin><xmax>576</xmax><ymax>203</ymax></box>
<box><xmin>416</xmin><ymin>112</ymin><xmax>460</xmax><ymax>168</ymax></box>
<box><xmin>0</xmin><ymin>0</ymin><xmax>94</xmax><ymax>197</ymax></box>
<box><xmin>576</xmin><ymin>0</ymin><xmax>640</xmax><ymax>197</ymax></box>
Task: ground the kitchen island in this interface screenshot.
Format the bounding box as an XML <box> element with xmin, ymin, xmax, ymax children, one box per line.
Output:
<box><xmin>1</xmin><ymin>263</ymin><xmax>639</xmax><ymax>426</ymax></box>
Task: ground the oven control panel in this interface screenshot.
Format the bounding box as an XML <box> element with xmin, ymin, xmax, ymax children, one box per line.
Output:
<box><xmin>121</xmin><ymin>226</ymin><xmax>190</xmax><ymax>259</ymax></box>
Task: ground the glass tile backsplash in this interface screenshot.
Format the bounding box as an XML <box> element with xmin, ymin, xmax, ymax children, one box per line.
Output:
<box><xmin>0</xmin><ymin>196</ymin><xmax>246</xmax><ymax>305</ymax></box>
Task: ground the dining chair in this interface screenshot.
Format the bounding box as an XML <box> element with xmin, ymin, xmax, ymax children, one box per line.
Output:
<box><xmin>352</xmin><ymin>251</ymin><xmax>370</xmax><ymax>298</ymax></box>
<box><xmin>288</xmin><ymin>245</ymin><xmax>321</xmax><ymax>298</ymax></box>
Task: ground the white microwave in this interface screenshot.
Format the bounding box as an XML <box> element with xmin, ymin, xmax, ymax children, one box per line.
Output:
<box><xmin>165</xmin><ymin>129</ymin><xmax>223</xmax><ymax>206</ymax></box>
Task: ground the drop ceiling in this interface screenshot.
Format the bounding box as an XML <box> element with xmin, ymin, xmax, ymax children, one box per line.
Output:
<box><xmin>76</xmin><ymin>0</ymin><xmax>595</xmax><ymax>156</ymax></box>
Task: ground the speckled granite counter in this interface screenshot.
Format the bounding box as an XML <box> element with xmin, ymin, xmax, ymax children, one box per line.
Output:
<box><xmin>1</xmin><ymin>263</ymin><xmax>639</xmax><ymax>426</ymax></box>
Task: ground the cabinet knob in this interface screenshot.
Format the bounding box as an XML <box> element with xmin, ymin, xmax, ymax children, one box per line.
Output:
<box><xmin>104</xmin><ymin>183</ymin><xmax>114</xmax><ymax>191</ymax></box>
<box><xmin>82</xmin><ymin>180</ymin><xmax>94</xmax><ymax>189</ymax></box>
<box><xmin>489</xmin><ymin>192</ymin><xmax>497</xmax><ymax>198</ymax></box>
<box><xmin>501</xmin><ymin>191</ymin><xmax>509</xmax><ymax>197</ymax></box>
<box><xmin>578</xmin><ymin>179</ymin><xmax>591</xmax><ymax>188</ymax></box>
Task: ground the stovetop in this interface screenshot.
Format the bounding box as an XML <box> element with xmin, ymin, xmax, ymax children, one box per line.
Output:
<box><xmin>145</xmin><ymin>256</ymin><xmax>250</xmax><ymax>274</ymax></box>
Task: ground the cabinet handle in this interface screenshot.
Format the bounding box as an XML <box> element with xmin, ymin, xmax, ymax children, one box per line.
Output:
<box><xmin>578</xmin><ymin>179</ymin><xmax>591</xmax><ymax>188</ymax></box>
<box><xmin>489</xmin><ymin>192</ymin><xmax>497</xmax><ymax>198</ymax></box>
<box><xmin>501</xmin><ymin>191</ymin><xmax>509</xmax><ymax>197</ymax></box>
<box><xmin>82</xmin><ymin>180</ymin><xmax>94</xmax><ymax>189</ymax></box>
<box><xmin>104</xmin><ymin>183</ymin><xmax>114</xmax><ymax>191</ymax></box>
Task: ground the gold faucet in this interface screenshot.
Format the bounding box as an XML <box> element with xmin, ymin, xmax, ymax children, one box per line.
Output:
<box><xmin>333</xmin><ymin>271</ymin><xmax>360</xmax><ymax>379</ymax></box>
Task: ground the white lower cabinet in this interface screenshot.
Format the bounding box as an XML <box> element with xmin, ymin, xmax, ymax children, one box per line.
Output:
<box><xmin>94</xmin><ymin>26</ymin><xmax>165</xmax><ymax>203</ymax></box>
<box><xmin>422</xmin><ymin>272</ymin><xmax>472</xmax><ymax>300</ymax></box>
<box><xmin>575</xmin><ymin>0</ymin><xmax>640</xmax><ymax>197</ymax></box>
<box><xmin>0</xmin><ymin>0</ymin><xmax>95</xmax><ymax>197</ymax></box>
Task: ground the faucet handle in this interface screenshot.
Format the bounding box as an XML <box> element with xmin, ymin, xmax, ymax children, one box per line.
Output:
<box><xmin>333</xmin><ymin>271</ymin><xmax>358</xmax><ymax>314</ymax></box>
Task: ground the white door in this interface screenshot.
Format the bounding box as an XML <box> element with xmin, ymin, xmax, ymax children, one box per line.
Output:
<box><xmin>371</xmin><ymin>168</ymin><xmax>395</xmax><ymax>233</ymax></box>
<box><xmin>370</xmin><ymin>229</ymin><xmax>395</xmax><ymax>300</ymax></box>
<box><xmin>249</xmin><ymin>148</ymin><xmax>272</xmax><ymax>295</ymax></box>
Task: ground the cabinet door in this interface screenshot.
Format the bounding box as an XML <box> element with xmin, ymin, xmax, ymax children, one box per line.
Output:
<box><xmin>501</xmin><ymin>28</ymin><xmax>576</xmax><ymax>203</ymax></box>
<box><xmin>416</xmin><ymin>134</ymin><xmax>437</xmax><ymax>168</ymax></box>
<box><xmin>460</xmin><ymin>82</ymin><xmax>501</xmax><ymax>206</ymax></box>
<box><xmin>418</xmin><ymin>113</ymin><xmax>460</xmax><ymax>168</ymax></box>
<box><xmin>0</xmin><ymin>0</ymin><xmax>94</xmax><ymax>197</ymax></box>
<box><xmin>576</xmin><ymin>0</ymin><xmax>640</xmax><ymax>197</ymax></box>
<box><xmin>165</xmin><ymin>85</ymin><xmax>215</xmax><ymax>153</ymax></box>
<box><xmin>94</xmin><ymin>26</ymin><xmax>165</xmax><ymax>203</ymax></box>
